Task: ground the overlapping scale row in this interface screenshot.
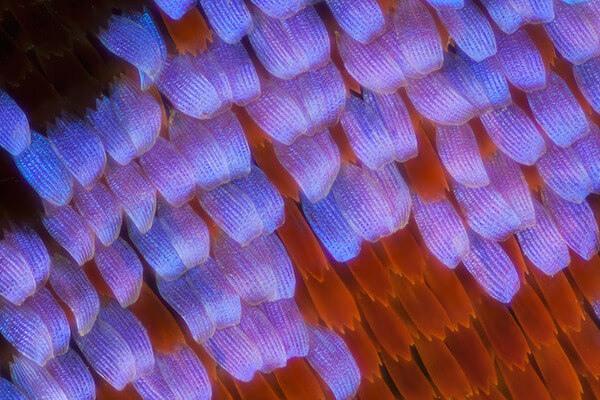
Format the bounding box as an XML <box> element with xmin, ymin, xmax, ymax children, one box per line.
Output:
<box><xmin>454</xmin><ymin>182</ymin><xmax>521</xmax><ymax>241</ymax></box>
<box><xmin>0</xmin><ymin>288</ymin><xmax>69</xmax><ymax>365</ymax></box>
<box><xmin>10</xmin><ymin>350</ymin><xmax>95</xmax><ymax>400</ymax></box>
<box><xmin>452</xmin><ymin>177</ymin><xmax>524</xmax><ymax>241</ymax></box>
<box><xmin>11</xmin><ymin>355</ymin><xmax>69</xmax><ymax>400</ymax></box>
<box><xmin>21</xmin><ymin>288</ymin><xmax>70</xmax><ymax>358</ymax></box>
<box><xmin>0</xmin><ymin>225</ymin><xmax>56</xmax><ymax>366</ymax></box>
<box><xmin>198</xmin><ymin>165</ymin><xmax>283</xmax><ymax>245</ymax></box>
<box><xmin>454</xmin><ymin>154</ymin><xmax>533</xmax><ymax>241</ymax></box>
<box><xmin>126</xmin><ymin>8</ymin><xmax>169</xmax><ymax>89</ymax></box>
<box><xmin>338</xmin><ymin>0</ymin><xmax>443</xmax><ymax>93</ymax></box>
<box><xmin>213</xmin><ymin>232</ymin><xmax>293</xmax><ymax>304</ymax></box>
<box><xmin>156</xmin><ymin>54</ymin><xmax>223</xmax><ymax>119</ymax></box>
<box><xmin>332</xmin><ymin>164</ymin><xmax>399</xmax><ymax>243</ymax></box>
<box><xmin>186</xmin><ymin>260</ymin><xmax>241</xmax><ymax>329</ymax></box>
<box><xmin>153</xmin><ymin>345</ymin><xmax>212</xmax><ymax>400</ymax></box>
<box><xmin>301</xmin><ymin>187</ymin><xmax>362</xmax><ymax>263</ymax></box>
<box><xmin>274</xmin><ymin>129</ymin><xmax>341</xmax><ymax>202</ymax></box>
<box><xmin>340</xmin><ymin>96</ymin><xmax>398</xmax><ymax>169</ymax></box>
<box><xmin>157</xmin><ymin>202</ymin><xmax>209</xmax><ymax>268</ymax></box>
<box><xmin>75</xmin><ymin>299</ymin><xmax>153</xmax><ymax>390</ymax></box>
<box><xmin>139</xmin><ymin>137</ymin><xmax>195</xmax><ymax>207</ymax></box>
<box><xmin>457</xmin><ymin>49</ymin><xmax>511</xmax><ymax>109</ymax></box>
<box><xmin>201</xmin><ymin>111</ymin><xmax>253</xmax><ymax>179</ymax></box>
<box><xmin>238</xmin><ymin>304</ymin><xmax>287</xmax><ymax>372</ymax></box>
<box><xmin>229</xmin><ymin>165</ymin><xmax>285</xmax><ymax>234</ymax></box>
<box><xmin>484</xmin><ymin>152</ymin><xmax>535</xmax><ymax>227</ymax></box>
<box><xmin>157</xmin><ymin>40</ymin><xmax>260</xmax><ymax>119</ymax></box>
<box><xmin>169</xmin><ymin>111</ymin><xmax>251</xmax><ymax>190</ymax></box>
<box><xmin>202</xmin><ymin>324</ymin><xmax>263</xmax><ymax>382</ymax></box>
<box><xmin>406</xmin><ymin>67</ymin><xmax>479</xmax><ymax>126</ymax></box>
<box><xmin>280</xmin><ymin>63</ymin><xmax>347</xmax><ymax>135</ymax></box>
<box><xmin>159</xmin><ymin>259</ymin><xmax>240</xmax><ymax>339</ymax></box>
<box><xmin>131</xmin><ymin>192</ymin><xmax>317</xmax><ymax>386</ymax></box>
<box><xmin>257</xmin><ymin>298</ymin><xmax>309</xmax><ymax>359</ymax></box>
<box><xmin>245</xmin><ymin>79</ymin><xmax>309</xmax><ymax>145</ymax></box>
<box><xmin>246</xmin><ymin>62</ymin><xmax>345</xmax><ymax>144</ymax></box>
<box><xmin>88</xmin><ymin>77</ymin><xmax>161</xmax><ymax>165</ymax></box>
<box><xmin>208</xmin><ymin>37</ymin><xmax>262</xmax><ymax>106</ymax></box>
<box><xmin>248</xmin><ymin>6</ymin><xmax>330</xmax><ymax>80</ymax></box>
<box><xmin>390</xmin><ymin>0</ymin><xmax>444</xmax><ymax>77</ymax></box>
<box><xmin>72</xmin><ymin>183</ymin><xmax>122</xmax><ymax>247</ymax></box>
<box><xmin>134</xmin><ymin>345</ymin><xmax>210</xmax><ymax>400</ymax></box>
<box><xmin>0</xmin><ymin>298</ymin><xmax>54</xmax><ymax>366</ymax></box>
<box><xmin>363</xmin><ymin>89</ymin><xmax>418</xmax><ymax>162</ymax></box>
<box><xmin>302</xmin><ymin>163</ymin><xmax>410</xmax><ymax>261</ymax></box>
<box><xmin>75</xmin><ymin>319</ymin><xmax>136</xmax><ymax>391</ymax></box>
<box><xmin>129</xmin><ymin>201</ymin><xmax>209</xmax><ymax>281</ymax></box>
<box><xmin>157</xmin><ymin>269</ymin><xmax>217</xmax><ymax>343</ymax></box>
<box><xmin>98</xmin><ymin>300</ymin><xmax>154</xmax><ymax>379</ymax></box>
<box><xmin>201</xmin><ymin>300</ymin><xmax>310</xmax><ymax>381</ymax></box>
<box><xmin>105</xmin><ymin>160</ymin><xmax>157</xmax><ymax>234</ymax></box>
<box><xmin>339</xmin><ymin>35</ymin><xmax>399</xmax><ymax>95</ymax></box>
<box><xmin>343</xmin><ymin>91</ymin><xmax>415</xmax><ymax>166</ymax></box>
<box><xmin>43</xmin><ymin>350</ymin><xmax>96</xmax><ymax>400</ymax></box>
<box><xmin>110</xmin><ymin>74</ymin><xmax>162</xmax><ymax>155</ymax></box>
